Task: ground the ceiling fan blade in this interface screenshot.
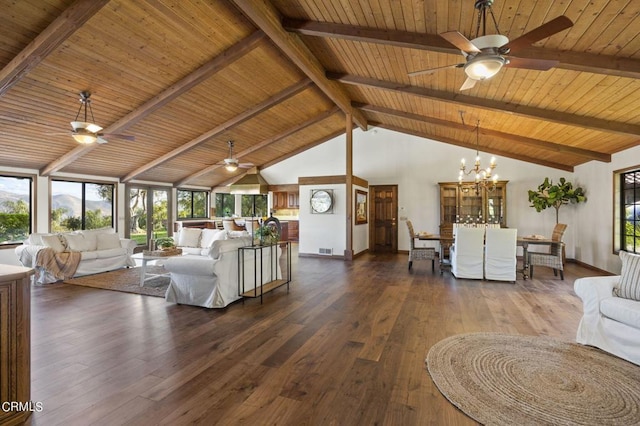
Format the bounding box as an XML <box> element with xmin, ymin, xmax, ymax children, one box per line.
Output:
<box><xmin>408</xmin><ymin>63</ymin><xmax>464</xmax><ymax>77</ymax></box>
<box><xmin>97</xmin><ymin>136</ymin><xmax>108</xmax><ymax>144</ymax></box>
<box><xmin>460</xmin><ymin>77</ymin><xmax>477</xmax><ymax>91</ymax></box>
<box><xmin>239</xmin><ymin>163</ymin><xmax>255</xmax><ymax>169</ymax></box>
<box><xmin>506</xmin><ymin>56</ymin><xmax>559</xmax><ymax>71</ymax></box>
<box><xmin>99</xmin><ymin>133</ymin><xmax>135</xmax><ymax>141</ymax></box>
<box><xmin>440</xmin><ymin>31</ymin><xmax>481</xmax><ymax>54</ymax></box>
<box><xmin>502</xmin><ymin>16</ymin><xmax>573</xmax><ymax>53</ymax></box>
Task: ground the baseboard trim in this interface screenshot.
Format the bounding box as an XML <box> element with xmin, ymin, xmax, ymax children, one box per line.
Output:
<box><xmin>298</xmin><ymin>252</ymin><xmax>345</xmax><ymax>260</ymax></box>
<box><xmin>568</xmin><ymin>259</ymin><xmax>615</xmax><ymax>275</ymax></box>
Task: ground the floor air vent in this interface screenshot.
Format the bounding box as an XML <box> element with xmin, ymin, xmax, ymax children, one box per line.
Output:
<box><xmin>319</xmin><ymin>248</ymin><xmax>333</xmax><ymax>255</ymax></box>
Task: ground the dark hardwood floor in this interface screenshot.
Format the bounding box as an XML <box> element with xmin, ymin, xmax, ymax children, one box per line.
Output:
<box><xmin>25</xmin><ymin>250</ymin><xmax>606</xmax><ymax>425</ymax></box>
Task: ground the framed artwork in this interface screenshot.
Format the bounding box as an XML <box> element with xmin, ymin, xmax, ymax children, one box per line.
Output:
<box><xmin>355</xmin><ymin>189</ymin><xmax>367</xmax><ymax>224</ymax></box>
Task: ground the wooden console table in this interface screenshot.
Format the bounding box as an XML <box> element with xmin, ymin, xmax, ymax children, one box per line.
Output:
<box><xmin>0</xmin><ymin>265</ymin><xmax>33</xmax><ymax>426</ymax></box>
<box><xmin>238</xmin><ymin>242</ymin><xmax>291</xmax><ymax>303</ymax></box>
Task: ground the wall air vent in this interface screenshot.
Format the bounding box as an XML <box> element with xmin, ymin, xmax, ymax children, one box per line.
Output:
<box><xmin>319</xmin><ymin>248</ymin><xmax>333</xmax><ymax>255</ymax></box>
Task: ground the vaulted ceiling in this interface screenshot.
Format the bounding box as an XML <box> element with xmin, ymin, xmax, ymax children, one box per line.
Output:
<box><xmin>1</xmin><ymin>0</ymin><xmax>638</xmax><ymax>189</ymax></box>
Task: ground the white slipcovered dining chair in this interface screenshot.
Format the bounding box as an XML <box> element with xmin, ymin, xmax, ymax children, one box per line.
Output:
<box><xmin>406</xmin><ymin>220</ymin><xmax>436</xmax><ymax>272</ymax></box>
<box><xmin>450</xmin><ymin>227</ymin><xmax>485</xmax><ymax>279</ymax></box>
<box><xmin>484</xmin><ymin>228</ymin><xmax>518</xmax><ymax>282</ymax></box>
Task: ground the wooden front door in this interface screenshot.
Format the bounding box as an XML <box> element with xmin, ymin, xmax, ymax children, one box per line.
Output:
<box><xmin>370</xmin><ymin>185</ymin><xmax>398</xmax><ymax>253</ymax></box>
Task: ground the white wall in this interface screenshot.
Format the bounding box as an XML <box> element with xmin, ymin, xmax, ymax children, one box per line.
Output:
<box><xmin>298</xmin><ymin>184</ymin><xmax>346</xmax><ymax>256</ymax></box>
<box><xmin>575</xmin><ymin>144</ymin><xmax>640</xmax><ymax>273</ymax></box>
<box><xmin>263</xmin><ymin>127</ymin><xmax>576</xmax><ymax>257</ymax></box>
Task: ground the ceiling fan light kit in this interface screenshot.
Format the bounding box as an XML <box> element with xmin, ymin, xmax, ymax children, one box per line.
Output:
<box><xmin>409</xmin><ymin>0</ymin><xmax>572</xmax><ymax>91</ymax></box>
<box><xmin>67</xmin><ymin>91</ymin><xmax>134</xmax><ymax>145</ymax></box>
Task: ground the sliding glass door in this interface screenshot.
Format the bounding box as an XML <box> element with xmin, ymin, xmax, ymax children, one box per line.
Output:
<box><xmin>127</xmin><ymin>186</ymin><xmax>171</xmax><ymax>248</ymax></box>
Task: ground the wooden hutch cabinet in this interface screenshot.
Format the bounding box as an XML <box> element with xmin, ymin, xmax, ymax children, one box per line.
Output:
<box><xmin>438</xmin><ymin>181</ymin><xmax>508</xmax><ymax>239</ymax></box>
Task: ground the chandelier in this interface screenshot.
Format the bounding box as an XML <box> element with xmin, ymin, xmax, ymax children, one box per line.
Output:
<box><xmin>458</xmin><ymin>120</ymin><xmax>498</xmax><ymax>194</ymax></box>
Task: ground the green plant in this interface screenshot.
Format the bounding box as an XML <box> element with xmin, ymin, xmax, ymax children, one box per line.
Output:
<box><xmin>254</xmin><ymin>225</ymin><xmax>279</xmax><ymax>244</ymax></box>
<box><xmin>528</xmin><ymin>177</ymin><xmax>587</xmax><ymax>223</ymax></box>
<box><xmin>155</xmin><ymin>236</ymin><xmax>175</xmax><ymax>249</ymax></box>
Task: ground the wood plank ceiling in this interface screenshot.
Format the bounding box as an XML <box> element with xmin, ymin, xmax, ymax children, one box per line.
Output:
<box><xmin>0</xmin><ymin>0</ymin><xmax>638</xmax><ymax>189</ymax></box>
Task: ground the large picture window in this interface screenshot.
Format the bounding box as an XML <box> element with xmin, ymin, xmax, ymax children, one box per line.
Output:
<box><xmin>51</xmin><ymin>180</ymin><xmax>114</xmax><ymax>232</ymax></box>
<box><xmin>177</xmin><ymin>189</ymin><xmax>208</xmax><ymax>219</ymax></box>
<box><xmin>241</xmin><ymin>194</ymin><xmax>268</xmax><ymax>217</ymax></box>
<box><xmin>215</xmin><ymin>193</ymin><xmax>235</xmax><ymax>217</ymax></box>
<box><xmin>0</xmin><ymin>175</ymin><xmax>33</xmax><ymax>245</ymax></box>
<box><xmin>620</xmin><ymin>169</ymin><xmax>640</xmax><ymax>254</ymax></box>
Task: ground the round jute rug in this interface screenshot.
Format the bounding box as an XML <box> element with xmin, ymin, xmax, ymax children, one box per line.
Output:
<box><xmin>426</xmin><ymin>333</ymin><xmax>640</xmax><ymax>426</ymax></box>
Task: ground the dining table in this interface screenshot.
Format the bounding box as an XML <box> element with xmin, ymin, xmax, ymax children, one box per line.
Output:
<box><xmin>415</xmin><ymin>233</ymin><xmax>454</xmax><ymax>273</ymax></box>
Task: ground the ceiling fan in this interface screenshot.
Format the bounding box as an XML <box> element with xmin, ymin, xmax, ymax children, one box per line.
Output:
<box><xmin>408</xmin><ymin>0</ymin><xmax>573</xmax><ymax>91</ymax></box>
<box><xmin>69</xmin><ymin>91</ymin><xmax>135</xmax><ymax>144</ymax></box>
<box><xmin>222</xmin><ymin>140</ymin><xmax>254</xmax><ymax>172</ymax></box>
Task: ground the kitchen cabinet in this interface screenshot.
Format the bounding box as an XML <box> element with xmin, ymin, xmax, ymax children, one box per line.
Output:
<box><xmin>288</xmin><ymin>220</ymin><xmax>299</xmax><ymax>241</ymax></box>
<box><xmin>273</xmin><ymin>192</ymin><xmax>288</xmax><ymax>209</ymax></box>
<box><xmin>287</xmin><ymin>192</ymin><xmax>299</xmax><ymax>208</ymax></box>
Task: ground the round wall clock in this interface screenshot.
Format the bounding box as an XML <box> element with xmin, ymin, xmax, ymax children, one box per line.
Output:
<box><xmin>310</xmin><ymin>189</ymin><xmax>333</xmax><ymax>214</ymax></box>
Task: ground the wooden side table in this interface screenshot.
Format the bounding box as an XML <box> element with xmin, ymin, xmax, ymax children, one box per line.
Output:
<box><xmin>0</xmin><ymin>265</ymin><xmax>34</xmax><ymax>425</ymax></box>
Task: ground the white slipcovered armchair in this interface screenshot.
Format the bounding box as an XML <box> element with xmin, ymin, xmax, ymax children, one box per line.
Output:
<box><xmin>450</xmin><ymin>227</ymin><xmax>485</xmax><ymax>279</ymax></box>
<box><xmin>484</xmin><ymin>228</ymin><xmax>518</xmax><ymax>282</ymax></box>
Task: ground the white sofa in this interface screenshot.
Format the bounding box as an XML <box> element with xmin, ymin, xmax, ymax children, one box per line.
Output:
<box><xmin>15</xmin><ymin>228</ymin><xmax>136</xmax><ymax>284</ymax></box>
<box><xmin>162</xmin><ymin>227</ymin><xmax>283</xmax><ymax>308</ymax></box>
<box><xmin>574</xmin><ymin>275</ymin><xmax>640</xmax><ymax>366</ymax></box>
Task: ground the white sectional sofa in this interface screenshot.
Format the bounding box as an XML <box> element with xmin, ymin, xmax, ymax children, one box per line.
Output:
<box><xmin>162</xmin><ymin>227</ymin><xmax>282</xmax><ymax>308</ymax></box>
<box><xmin>15</xmin><ymin>228</ymin><xmax>136</xmax><ymax>284</ymax></box>
<box><xmin>574</xmin><ymin>251</ymin><xmax>640</xmax><ymax>366</ymax></box>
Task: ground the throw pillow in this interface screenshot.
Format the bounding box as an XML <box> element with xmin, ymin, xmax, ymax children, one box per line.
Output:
<box><xmin>200</xmin><ymin>229</ymin><xmax>222</xmax><ymax>248</ymax></box>
<box><xmin>178</xmin><ymin>228</ymin><xmax>201</xmax><ymax>248</ymax></box>
<box><xmin>96</xmin><ymin>233</ymin><xmax>122</xmax><ymax>250</ymax></box>
<box><xmin>614</xmin><ymin>251</ymin><xmax>640</xmax><ymax>301</ymax></box>
<box><xmin>42</xmin><ymin>234</ymin><xmax>66</xmax><ymax>252</ymax></box>
<box><xmin>65</xmin><ymin>233</ymin><xmax>89</xmax><ymax>252</ymax></box>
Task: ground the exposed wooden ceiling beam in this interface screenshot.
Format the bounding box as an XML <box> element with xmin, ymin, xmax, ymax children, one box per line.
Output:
<box><xmin>123</xmin><ymin>78</ymin><xmax>313</xmax><ymax>182</ymax></box>
<box><xmin>354</xmin><ymin>102</ymin><xmax>610</xmax><ymax>162</ymax></box>
<box><xmin>283</xmin><ymin>19</ymin><xmax>640</xmax><ymax>79</ymax></box>
<box><xmin>40</xmin><ymin>31</ymin><xmax>266</xmax><ymax>176</ymax></box>
<box><xmin>372</xmin><ymin>122</ymin><xmax>574</xmax><ymax>172</ymax></box>
<box><xmin>328</xmin><ymin>73</ymin><xmax>640</xmax><ymax>137</ymax></box>
<box><xmin>0</xmin><ymin>0</ymin><xmax>110</xmax><ymax>97</ymax></box>
<box><xmin>176</xmin><ymin>106</ymin><xmax>340</xmax><ymax>187</ymax></box>
<box><xmin>229</xmin><ymin>0</ymin><xmax>367</xmax><ymax>130</ymax></box>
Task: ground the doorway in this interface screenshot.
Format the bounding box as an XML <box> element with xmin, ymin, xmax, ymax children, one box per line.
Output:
<box><xmin>126</xmin><ymin>186</ymin><xmax>172</xmax><ymax>249</ymax></box>
<box><xmin>369</xmin><ymin>185</ymin><xmax>398</xmax><ymax>253</ymax></box>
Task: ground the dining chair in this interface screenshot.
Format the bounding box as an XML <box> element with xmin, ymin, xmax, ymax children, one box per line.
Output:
<box><xmin>406</xmin><ymin>220</ymin><xmax>436</xmax><ymax>272</ymax></box>
<box><xmin>484</xmin><ymin>228</ymin><xmax>518</xmax><ymax>282</ymax></box>
<box><xmin>528</xmin><ymin>223</ymin><xmax>568</xmax><ymax>280</ymax></box>
<box><xmin>450</xmin><ymin>227</ymin><xmax>485</xmax><ymax>279</ymax></box>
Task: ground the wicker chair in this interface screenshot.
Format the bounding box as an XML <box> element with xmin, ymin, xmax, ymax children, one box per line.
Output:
<box><xmin>406</xmin><ymin>220</ymin><xmax>436</xmax><ymax>272</ymax></box>
<box><xmin>528</xmin><ymin>223</ymin><xmax>568</xmax><ymax>280</ymax></box>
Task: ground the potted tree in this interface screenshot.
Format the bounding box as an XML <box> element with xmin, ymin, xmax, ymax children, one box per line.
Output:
<box><xmin>528</xmin><ymin>177</ymin><xmax>587</xmax><ymax>223</ymax></box>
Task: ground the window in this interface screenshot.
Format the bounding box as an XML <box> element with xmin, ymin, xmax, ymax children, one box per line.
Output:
<box><xmin>0</xmin><ymin>175</ymin><xmax>33</xmax><ymax>245</ymax></box>
<box><xmin>620</xmin><ymin>169</ymin><xmax>640</xmax><ymax>254</ymax></box>
<box><xmin>215</xmin><ymin>193</ymin><xmax>235</xmax><ymax>217</ymax></box>
<box><xmin>177</xmin><ymin>189</ymin><xmax>209</xmax><ymax>219</ymax></box>
<box><xmin>241</xmin><ymin>195</ymin><xmax>268</xmax><ymax>217</ymax></box>
<box><xmin>51</xmin><ymin>180</ymin><xmax>114</xmax><ymax>232</ymax></box>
